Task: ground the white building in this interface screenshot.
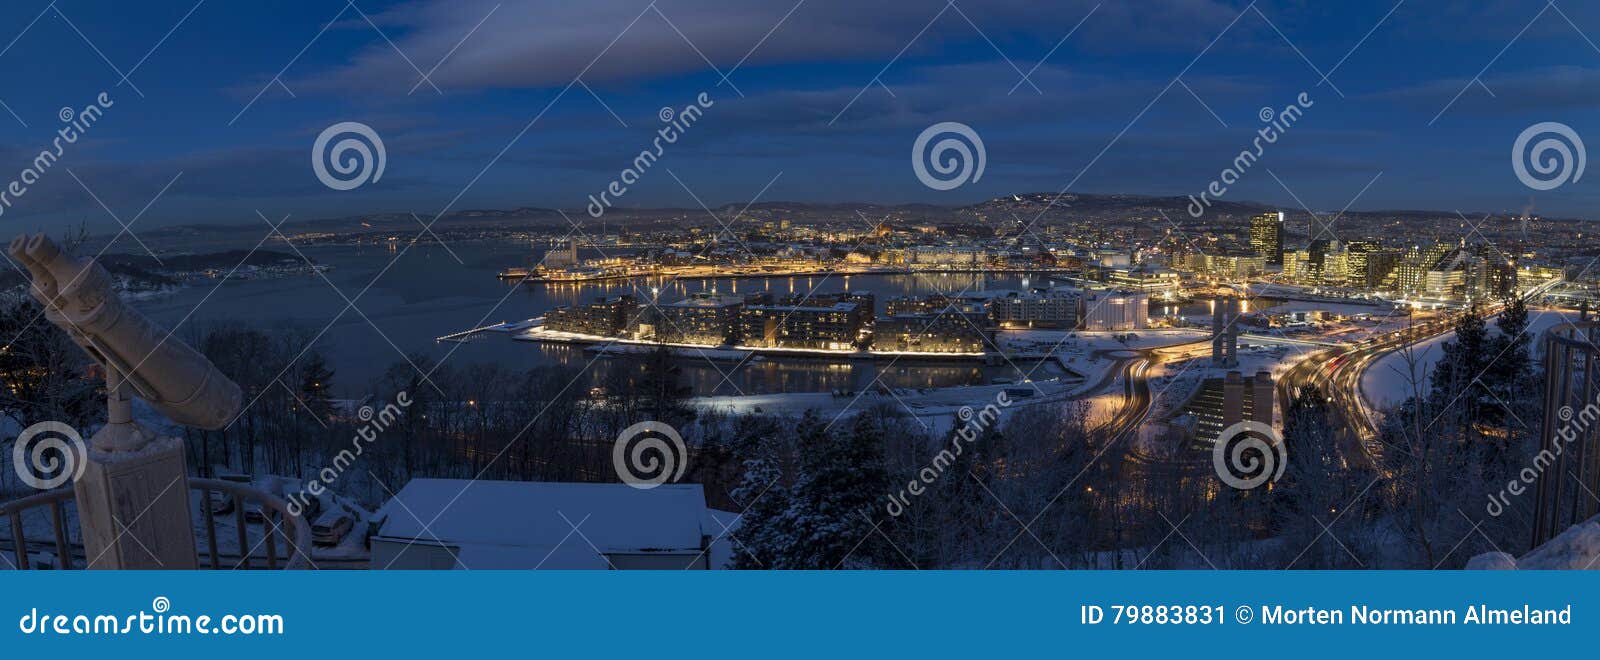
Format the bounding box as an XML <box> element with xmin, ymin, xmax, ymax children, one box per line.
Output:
<box><xmin>1079</xmin><ymin>290</ymin><xmax>1149</xmax><ymax>331</ymax></box>
<box><xmin>371</xmin><ymin>480</ymin><xmax>737</xmax><ymax>570</ymax></box>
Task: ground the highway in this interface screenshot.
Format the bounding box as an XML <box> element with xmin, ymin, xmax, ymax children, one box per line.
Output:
<box><xmin>1103</xmin><ymin>355</ymin><xmax>1155</xmax><ymax>442</ymax></box>
<box><xmin>1276</xmin><ymin>301</ymin><xmax>1528</xmax><ymax>469</ymax></box>
<box><xmin>1090</xmin><ymin>340</ymin><xmax>1210</xmax><ymax>444</ymax></box>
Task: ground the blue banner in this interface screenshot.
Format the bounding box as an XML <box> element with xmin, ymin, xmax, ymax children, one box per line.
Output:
<box><xmin>3</xmin><ymin>571</ymin><xmax>1593</xmax><ymax>657</ymax></box>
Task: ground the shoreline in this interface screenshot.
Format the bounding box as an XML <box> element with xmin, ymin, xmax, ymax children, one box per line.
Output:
<box><xmin>511</xmin><ymin>326</ymin><xmax>996</xmax><ymax>362</ymax></box>
<box><xmin>498</xmin><ymin>266</ymin><xmax>1080</xmax><ymax>283</ymax></box>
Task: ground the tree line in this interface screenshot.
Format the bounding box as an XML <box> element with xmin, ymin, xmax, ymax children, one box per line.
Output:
<box><xmin>0</xmin><ymin>292</ymin><xmax>1554</xmax><ymax>568</ymax></box>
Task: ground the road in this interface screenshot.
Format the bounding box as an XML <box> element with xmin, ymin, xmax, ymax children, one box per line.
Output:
<box><xmin>1091</xmin><ymin>340</ymin><xmax>1210</xmax><ymax>444</ymax></box>
<box><xmin>1277</xmin><ymin>303</ymin><xmax>1516</xmax><ymax>469</ymax></box>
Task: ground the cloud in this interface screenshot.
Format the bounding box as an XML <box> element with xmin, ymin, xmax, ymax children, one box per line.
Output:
<box><xmin>290</xmin><ymin>0</ymin><xmax>1244</xmax><ymax>94</ymax></box>
<box><xmin>1373</xmin><ymin>65</ymin><xmax>1600</xmax><ymax>117</ymax></box>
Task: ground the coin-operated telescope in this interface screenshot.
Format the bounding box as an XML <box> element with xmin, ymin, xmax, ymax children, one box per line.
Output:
<box><xmin>10</xmin><ymin>232</ymin><xmax>243</xmax><ymax>568</ymax></box>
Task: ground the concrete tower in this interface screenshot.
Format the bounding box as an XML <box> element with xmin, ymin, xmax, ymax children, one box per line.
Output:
<box><xmin>1212</xmin><ymin>296</ymin><xmax>1240</xmax><ymax>368</ymax></box>
<box><xmin>1252</xmin><ymin>371</ymin><xmax>1274</xmax><ymax>425</ymax></box>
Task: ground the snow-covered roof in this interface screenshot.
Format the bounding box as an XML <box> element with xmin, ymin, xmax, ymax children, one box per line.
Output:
<box><xmin>375</xmin><ymin>480</ymin><xmax>715</xmax><ymax>567</ymax></box>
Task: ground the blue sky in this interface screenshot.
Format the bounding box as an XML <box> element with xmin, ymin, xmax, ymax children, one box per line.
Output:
<box><xmin>1</xmin><ymin>0</ymin><xmax>1597</xmax><ymax>233</ymax></box>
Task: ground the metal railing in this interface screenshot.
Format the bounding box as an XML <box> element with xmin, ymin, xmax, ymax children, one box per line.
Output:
<box><xmin>0</xmin><ymin>488</ymin><xmax>73</xmax><ymax>570</ymax></box>
<box><xmin>1531</xmin><ymin>321</ymin><xmax>1600</xmax><ymax>546</ymax></box>
<box><xmin>0</xmin><ymin>478</ymin><xmax>313</xmax><ymax>570</ymax></box>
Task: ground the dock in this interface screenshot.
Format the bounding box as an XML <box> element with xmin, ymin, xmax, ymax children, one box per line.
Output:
<box><xmin>435</xmin><ymin>318</ymin><xmax>542</xmax><ymax>343</ymax></box>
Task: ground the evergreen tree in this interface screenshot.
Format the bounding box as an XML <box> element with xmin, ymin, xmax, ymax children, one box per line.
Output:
<box><xmin>1428</xmin><ymin>303</ymin><xmax>1491</xmax><ymax>434</ymax></box>
<box><xmin>1486</xmin><ymin>294</ymin><xmax>1532</xmax><ymax>402</ymax></box>
<box><xmin>783</xmin><ymin>411</ymin><xmax>891</xmax><ymax>568</ymax></box>
<box><xmin>1277</xmin><ymin>385</ymin><xmax>1340</xmax><ymax>517</ymax></box>
<box><xmin>729</xmin><ymin>452</ymin><xmax>787</xmax><ymax>569</ymax></box>
<box><xmin>1271</xmin><ymin>385</ymin><xmax>1363</xmax><ymax>566</ymax></box>
<box><xmin>636</xmin><ymin>340</ymin><xmax>693</xmax><ymax>428</ymax></box>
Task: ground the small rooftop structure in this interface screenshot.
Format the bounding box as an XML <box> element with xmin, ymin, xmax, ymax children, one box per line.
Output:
<box><xmin>371</xmin><ymin>480</ymin><xmax>735</xmax><ymax>570</ymax></box>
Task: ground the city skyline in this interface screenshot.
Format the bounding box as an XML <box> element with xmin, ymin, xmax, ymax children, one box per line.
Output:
<box><xmin>4</xmin><ymin>0</ymin><xmax>1600</xmax><ymax>583</ymax></box>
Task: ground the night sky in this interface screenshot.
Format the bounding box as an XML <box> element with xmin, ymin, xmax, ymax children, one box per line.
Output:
<box><xmin>1</xmin><ymin>0</ymin><xmax>1597</xmax><ymax>233</ymax></box>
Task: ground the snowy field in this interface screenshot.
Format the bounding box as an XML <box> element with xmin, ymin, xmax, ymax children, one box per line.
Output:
<box><xmin>1360</xmin><ymin>310</ymin><xmax>1581</xmax><ymax>412</ymax></box>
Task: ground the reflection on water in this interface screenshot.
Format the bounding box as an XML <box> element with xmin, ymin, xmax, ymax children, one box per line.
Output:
<box><xmin>129</xmin><ymin>240</ymin><xmax>1071</xmax><ymax>397</ymax></box>
<box><xmin>529</xmin><ymin>338</ymin><xmax>1065</xmax><ymax>397</ymax></box>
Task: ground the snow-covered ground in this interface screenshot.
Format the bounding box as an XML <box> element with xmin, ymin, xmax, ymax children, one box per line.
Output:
<box><xmin>1256</xmin><ymin>300</ymin><xmax>1396</xmax><ymax>322</ymax></box>
<box><xmin>1469</xmin><ymin>514</ymin><xmax>1600</xmax><ymax>570</ymax></box>
<box><xmin>1361</xmin><ymin>310</ymin><xmax>1580</xmax><ymax>411</ymax></box>
<box><xmin>694</xmin><ymin>378</ymin><xmax>1074</xmax><ymax>422</ymax></box>
<box><xmin>997</xmin><ymin>328</ymin><xmax>1210</xmax><ymax>352</ymax></box>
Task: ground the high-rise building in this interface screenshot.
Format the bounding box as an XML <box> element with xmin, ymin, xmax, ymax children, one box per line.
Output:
<box><xmin>1362</xmin><ymin>249</ymin><xmax>1403</xmax><ymax>290</ymax></box>
<box><xmin>1284</xmin><ymin>250</ymin><xmax>1311</xmax><ymax>284</ymax></box>
<box><xmin>1343</xmin><ymin>241</ymin><xmax>1380</xmax><ymax>289</ymax></box>
<box><xmin>1250</xmin><ymin>212</ymin><xmax>1286</xmax><ymax>265</ymax></box>
<box><xmin>1390</xmin><ymin>243</ymin><xmax>1457</xmax><ymax>295</ymax></box>
<box><xmin>1322</xmin><ymin>250</ymin><xmax>1350</xmax><ymax>286</ymax></box>
<box><xmin>1306</xmin><ymin>238</ymin><xmax>1339</xmax><ymax>283</ymax></box>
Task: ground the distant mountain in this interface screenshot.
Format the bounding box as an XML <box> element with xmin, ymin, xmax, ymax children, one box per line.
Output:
<box><xmin>959</xmin><ymin>192</ymin><xmax>1272</xmax><ymax>217</ymax></box>
<box><xmin>84</xmin><ymin>191</ymin><xmax>1586</xmax><ymax>254</ymax></box>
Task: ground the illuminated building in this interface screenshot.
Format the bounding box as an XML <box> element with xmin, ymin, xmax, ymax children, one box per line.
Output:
<box><xmin>1106</xmin><ymin>266</ymin><xmax>1182</xmax><ymax>297</ymax></box>
<box><xmin>656</xmin><ymin>293</ymin><xmax>745</xmax><ymax>345</ymax></box>
<box><xmin>1079</xmin><ymin>290</ymin><xmax>1148</xmax><ymax>331</ymax></box>
<box><xmin>874</xmin><ymin>306</ymin><xmax>992</xmax><ymax>353</ymax></box>
<box><xmin>740</xmin><ymin>302</ymin><xmax>863</xmax><ymax>350</ymax></box>
<box><xmin>1249</xmin><ymin>212</ymin><xmax>1285</xmax><ymax>265</ymax></box>
<box><xmin>544</xmin><ymin>294</ymin><xmax>639</xmax><ymax>337</ymax></box>
<box><xmin>988</xmin><ymin>291</ymin><xmax>1077</xmax><ymax>329</ymax></box>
